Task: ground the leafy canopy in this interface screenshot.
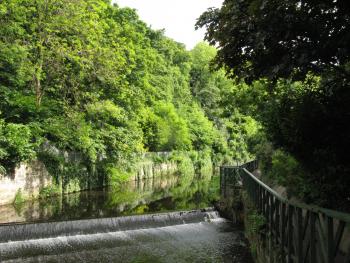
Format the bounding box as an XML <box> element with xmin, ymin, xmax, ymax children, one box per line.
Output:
<box><xmin>197</xmin><ymin>0</ymin><xmax>350</xmax><ymax>81</ymax></box>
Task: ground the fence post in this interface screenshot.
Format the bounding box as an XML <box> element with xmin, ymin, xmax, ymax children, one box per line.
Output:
<box><xmin>310</xmin><ymin>212</ymin><xmax>316</xmax><ymax>263</ymax></box>
<box><xmin>281</xmin><ymin>202</ymin><xmax>287</xmax><ymax>263</ymax></box>
<box><xmin>296</xmin><ymin>207</ymin><xmax>303</xmax><ymax>263</ymax></box>
<box><xmin>220</xmin><ymin>166</ymin><xmax>223</xmax><ymax>196</ymax></box>
<box><xmin>326</xmin><ymin>216</ymin><xmax>334</xmax><ymax>263</ymax></box>
<box><xmin>287</xmin><ymin>205</ymin><xmax>293</xmax><ymax>263</ymax></box>
<box><xmin>231</xmin><ymin>161</ymin><xmax>350</xmax><ymax>263</ymax></box>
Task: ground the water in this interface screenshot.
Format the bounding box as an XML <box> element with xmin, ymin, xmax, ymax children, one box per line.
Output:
<box><xmin>0</xmin><ymin>173</ymin><xmax>219</xmax><ymax>224</ymax></box>
<box><xmin>0</xmin><ymin>211</ymin><xmax>253</xmax><ymax>262</ymax></box>
<box><xmin>0</xmin><ymin>209</ymin><xmax>219</xmax><ymax>242</ymax></box>
<box><xmin>0</xmin><ymin>173</ymin><xmax>254</xmax><ymax>262</ymax></box>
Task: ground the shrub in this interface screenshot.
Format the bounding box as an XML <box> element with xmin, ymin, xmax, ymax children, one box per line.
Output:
<box><xmin>106</xmin><ymin>165</ymin><xmax>133</xmax><ymax>185</ymax></box>
<box><xmin>13</xmin><ymin>188</ymin><xmax>25</xmax><ymax>205</ymax></box>
<box><xmin>142</xmin><ymin>103</ymin><xmax>192</xmax><ymax>151</ymax></box>
<box><xmin>170</xmin><ymin>152</ymin><xmax>195</xmax><ymax>177</ymax></box>
<box><xmin>246</xmin><ymin>210</ymin><xmax>266</xmax><ymax>236</ymax></box>
<box><xmin>39</xmin><ymin>184</ymin><xmax>61</xmax><ymax>198</ymax></box>
<box><xmin>0</xmin><ymin>120</ymin><xmax>36</xmax><ymax>171</ymax></box>
<box><xmin>258</xmin><ymin>146</ymin><xmax>313</xmax><ymax>201</ymax></box>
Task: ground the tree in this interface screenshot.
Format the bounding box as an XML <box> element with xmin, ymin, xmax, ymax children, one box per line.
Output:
<box><xmin>190</xmin><ymin>43</ymin><xmax>221</xmax><ymax>118</ymax></box>
<box><xmin>197</xmin><ymin>0</ymin><xmax>350</xmax><ymax>210</ymax></box>
<box><xmin>196</xmin><ymin>0</ymin><xmax>350</xmax><ymax>81</ymax></box>
<box><xmin>1</xmin><ymin>0</ymin><xmax>266</xmax><ymax>188</ymax></box>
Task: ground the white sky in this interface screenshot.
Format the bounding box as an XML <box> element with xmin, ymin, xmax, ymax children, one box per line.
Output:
<box><xmin>112</xmin><ymin>0</ymin><xmax>224</xmax><ymax>50</ymax></box>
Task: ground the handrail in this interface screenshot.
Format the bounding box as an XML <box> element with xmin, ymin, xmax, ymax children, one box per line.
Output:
<box><xmin>241</xmin><ymin>167</ymin><xmax>350</xmax><ymax>223</ymax></box>
<box><xmin>220</xmin><ymin>160</ymin><xmax>350</xmax><ymax>263</ymax></box>
<box><xmin>242</xmin><ymin>168</ymin><xmax>286</xmax><ymax>202</ymax></box>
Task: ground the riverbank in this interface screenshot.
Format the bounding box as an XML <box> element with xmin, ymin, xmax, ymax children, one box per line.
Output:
<box><xmin>0</xmin><ymin>151</ymin><xmax>213</xmax><ymax>207</ymax></box>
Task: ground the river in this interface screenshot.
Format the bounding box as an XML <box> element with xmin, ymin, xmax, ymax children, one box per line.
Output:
<box><xmin>0</xmin><ymin>172</ymin><xmax>254</xmax><ymax>262</ymax></box>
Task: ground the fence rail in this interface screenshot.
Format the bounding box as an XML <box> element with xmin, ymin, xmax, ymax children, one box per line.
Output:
<box><xmin>221</xmin><ymin>160</ymin><xmax>350</xmax><ymax>263</ymax></box>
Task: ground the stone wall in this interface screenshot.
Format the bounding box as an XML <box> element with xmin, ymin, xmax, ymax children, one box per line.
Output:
<box><xmin>133</xmin><ymin>161</ymin><xmax>177</xmax><ymax>181</ymax></box>
<box><xmin>0</xmin><ymin>155</ymin><xmax>178</xmax><ymax>206</ymax></box>
<box><xmin>0</xmin><ymin>161</ymin><xmax>52</xmax><ymax>206</ymax></box>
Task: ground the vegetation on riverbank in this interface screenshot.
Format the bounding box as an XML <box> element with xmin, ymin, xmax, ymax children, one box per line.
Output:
<box><xmin>5</xmin><ymin>0</ymin><xmax>347</xmax><ymax>212</ymax></box>
<box><xmin>0</xmin><ymin>0</ymin><xmax>263</xmax><ymax>188</ymax></box>
<box><xmin>197</xmin><ymin>0</ymin><xmax>350</xmax><ymax>211</ymax></box>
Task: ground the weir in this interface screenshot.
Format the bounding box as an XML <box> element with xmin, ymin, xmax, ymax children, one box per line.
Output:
<box><xmin>0</xmin><ymin>208</ymin><xmax>253</xmax><ymax>263</ymax></box>
<box><xmin>0</xmin><ymin>171</ymin><xmax>255</xmax><ymax>262</ymax></box>
<box><xmin>0</xmin><ymin>209</ymin><xmax>218</xmax><ymax>243</ymax></box>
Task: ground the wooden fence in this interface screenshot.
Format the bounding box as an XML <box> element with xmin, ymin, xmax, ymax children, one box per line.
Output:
<box><xmin>221</xmin><ymin>160</ymin><xmax>350</xmax><ymax>263</ymax></box>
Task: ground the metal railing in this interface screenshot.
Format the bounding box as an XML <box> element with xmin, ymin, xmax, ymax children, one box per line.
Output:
<box><xmin>221</xmin><ymin>160</ymin><xmax>350</xmax><ymax>263</ymax></box>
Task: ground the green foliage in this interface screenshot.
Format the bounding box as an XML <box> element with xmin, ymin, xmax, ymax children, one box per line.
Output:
<box><xmin>260</xmin><ymin>149</ymin><xmax>309</xmax><ymax>199</ymax></box>
<box><xmin>0</xmin><ymin>119</ymin><xmax>36</xmax><ymax>170</ymax></box>
<box><xmin>106</xmin><ymin>165</ymin><xmax>133</xmax><ymax>185</ymax></box>
<box><xmin>107</xmin><ymin>185</ymin><xmax>140</xmax><ymax>207</ymax></box>
<box><xmin>0</xmin><ymin>164</ymin><xmax>5</xmax><ymax>174</ymax></box>
<box><xmin>268</xmin><ymin>150</ymin><xmax>300</xmax><ymax>186</ymax></box>
<box><xmin>188</xmin><ymin>42</ymin><xmax>264</xmax><ymax>164</ymax></box>
<box><xmin>255</xmin><ymin>141</ymin><xmax>274</xmax><ymax>176</ymax></box>
<box><xmin>197</xmin><ymin>0</ymin><xmax>350</xmax><ymax>81</ymax></box>
<box><xmin>245</xmin><ymin>207</ymin><xmax>266</xmax><ymax>256</ymax></box>
<box><xmin>63</xmin><ymin>178</ymin><xmax>82</xmax><ymax>194</ymax></box>
<box><xmin>180</xmin><ymin>104</ymin><xmax>217</xmax><ymax>151</ymax></box>
<box><xmin>198</xmin><ymin>0</ymin><xmax>350</xmax><ymax>210</ymax></box>
<box><xmin>242</xmin><ymin>190</ymin><xmax>266</xmax><ymax>256</ymax></box>
<box><xmin>171</xmin><ymin>152</ymin><xmax>195</xmax><ymax>178</ymax></box>
<box><xmin>13</xmin><ymin>188</ymin><xmax>25</xmax><ymax>205</ymax></box>
<box><xmin>0</xmin><ymin>0</ymin><xmax>267</xmax><ymax>192</ymax></box>
<box><xmin>246</xmin><ymin>210</ymin><xmax>266</xmax><ymax>236</ymax></box>
<box><xmin>189</xmin><ymin>43</ymin><xmax>220</xmax><ymax>117</ymax></box>
<box><xmin>258</xmin><ymin>145</ymin><xmax>323</xmax><ymax>205</ymax></box>
<box><xmin>39</xmin><ymin>184</ymin><xmax>61</xmax><ymax>199</ymax></box>
<box><xmin>142</xmin><ymin>103</ymin><xmax>192</xmax><ymax>151</ymax></box>
<box><xmin>253</xmin><ymin>75</ymin><xmax>350</xmax><ymax>208</ymax></box>
<box><xmin>188</xmin><ymin>150</ymin><xmax>213</xmax><ymax>178</ymax></box>
<box><xmin>224</xmin><ymin>111</ymin><xmax>263</xmax><ymax>164</ymax></box>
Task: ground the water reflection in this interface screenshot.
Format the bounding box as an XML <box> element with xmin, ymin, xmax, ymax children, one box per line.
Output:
<box><xmin>0</xmin><ymin>173</ymin><xmax>219</xmax><ymax>224</ymax></box>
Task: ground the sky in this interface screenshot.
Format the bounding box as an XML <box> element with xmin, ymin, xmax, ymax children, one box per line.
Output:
<box><xmin>112</xmin><ymin>0</ymin><xmax>224</xmax><ymax>50</ymax></box>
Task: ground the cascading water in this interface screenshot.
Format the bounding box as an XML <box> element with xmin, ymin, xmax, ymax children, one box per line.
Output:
<box><xmin>0</xmin><ymin>209</ymin><xmax>218</xmax><ymax>243</ymax></box>
<box><xmin>0</xmin><ymin>175</ymin><xmax>254</xmax><ymax>262</ymax></box>
<box><xmin>0</xmin><ymin>209</ymin><xmax>253</xmax><ymax>263</ymax></box>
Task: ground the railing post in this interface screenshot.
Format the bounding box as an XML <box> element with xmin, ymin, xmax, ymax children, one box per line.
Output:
<box><xmin>236</xmin><ymin>160</ymin><xmax>350</xmax><ymax>263</ymax></box>
<box><xmin>268</xmin><ymin>193</ymin><xmax>274</xmax><ymax>262</ymax></box>
<box><xmin>326</xmin><ymin>216</ymin><xmax>334</xmax><ymax>263</ymax></box>
<box><xmin>281</xmin><ymin>202</ymin><xmax>287</xmax><ymax>263</ymax></box>
<box><xmin>275</xmin><ymin>199</ymin><xmax>280</xmax><ymax>245</ymax></box>
<box><xmin>223</xmin><ymin>167</ymin><xmax>227</xmax><ymax>198</ymax></box>
<box><xmin>287</xmin><ymin>205</ymin><xmax>294</xmax><ymax>263</ymax></box>
<box><xmin>296</xmin><ymin>207</ymin><xmax>303</xmax><ymax>263</ymax></box>
<box><xmin>220</xmin><ymin>166</ymin><xmax>223</xmax><ymax>196</ymax></box>
<box><xmin>263</xmin><ymin>190</ymin><xmax>267</xmax><ymax>218</ymax></box>
<box><xmin>310</xmin><ymin>212</ymin><xmax>316</xmax><ymax>263</ymax></box>
<box><xmin>269</xmin><ymin>195</ymin><xmax>274</xmax><ymax>238</ymax></box>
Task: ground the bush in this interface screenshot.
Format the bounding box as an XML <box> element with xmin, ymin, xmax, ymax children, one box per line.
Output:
<box><xmin>246</xmin><ymin>210</ymin><xmax>266</xmax><ymax>236</ymax></box>
<box><xmin>13</xmin><ymin>188</ymin><xmax>25</xmax><ymax>205</ymax></box>
<box><xmin>142</xmin><ymin>103</ymin><xmax>192</xmax><ymax>151</ymax></box>
<box><xmin>170</xmin><ymin>152</ymin><xmax>195</xmax><ymax>177</ymax></box>
<box><xmin>106</xmin><ymin>165</ymin><xmax>133</xmax><ymax>185</ymax></box>
<box><xmin>39</xmin><ymin>184</ymin><xmax>61</xmax><ymax>198</ymax></box>
<box><xmin>0</xmin><ymin>120</ymin><xmax>36</xmax><ymax>171</ymax></box>
<box><xmin>258</xmin><ymin>146</ymin><xmax>314</xmax><ymax>201</ymax></box>
<box><xmin>189</xmin><ymin>150</ymin><xmax>213</xmax><ymax>178</ymax></box>
<box><xmin>224</xmin><ymin>111</ymin><xmax>263</xmax><ymax>164</ymax></box>
<box><xmin>268</xmin><ymin>150</ymin><xmax>299</xmax><ymax>185</ymax></box>
<box><xmin>180</xmin><ymin>104</ymin><xmax>217</xmax><ymax>151</ymax></box>
<box><xmin>256</xmin><ymin>141</ymin><xmax>274</xmax><ymax>176</ymax></box>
